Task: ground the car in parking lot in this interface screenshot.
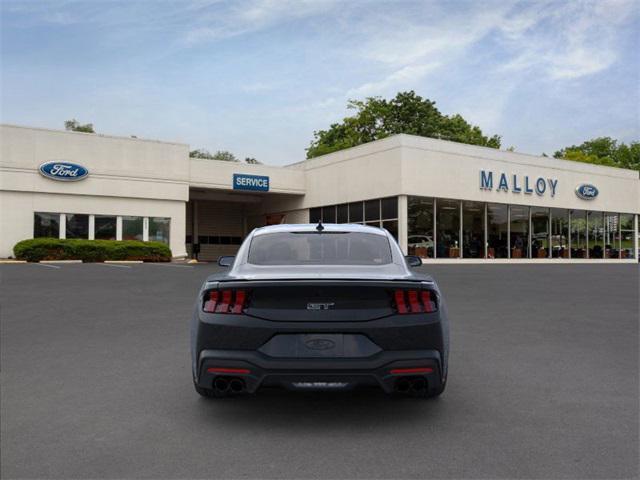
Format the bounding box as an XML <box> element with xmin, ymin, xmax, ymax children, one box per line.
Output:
<box><xmin>191</xmin><ymin>223</ymin><xmax>450</xmax><ymax>398</ymax></box>
<box><xmin>408</xmin><ymin>234</ymin><xmax>434</xmax><ymax>249</ymax></box>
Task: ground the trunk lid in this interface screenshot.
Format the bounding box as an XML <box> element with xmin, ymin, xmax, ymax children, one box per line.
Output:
<box><xmin>215</xmin><ymin>279</ymin><xmax>428</xmax><ymax>322</ymax></box>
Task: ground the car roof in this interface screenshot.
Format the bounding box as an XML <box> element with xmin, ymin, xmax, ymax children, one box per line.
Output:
<box><xmin>252</xmin><ymin>223</ymin><xmax>388</xmax><ymax>236</ymax></box>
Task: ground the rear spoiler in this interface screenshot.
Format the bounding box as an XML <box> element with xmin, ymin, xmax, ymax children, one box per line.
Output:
<box><xmin>205</xmin><ymin>279</ymin><xmax>435</xmax><ymax>290</ymax></box>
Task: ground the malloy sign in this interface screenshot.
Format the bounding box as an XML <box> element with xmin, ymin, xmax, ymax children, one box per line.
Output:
<box><xmin>480</xmin><ymin>170</ymin><xmax>558</xmax><ymax>197</ymax></box>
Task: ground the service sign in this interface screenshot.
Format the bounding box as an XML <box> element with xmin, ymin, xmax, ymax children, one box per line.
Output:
<box><xmin>39</xmin><ymin>161</ymin><xmax>89</xmax><ymax>182</ymax></box>
<box><xmin>575</xmin><ymin>184</ymin><xmax>598</xmax><ymax>200</ymax></box>
<box><xmin>233</xmin><ymin>173</ymin><xmax>269</xmax><ymax>192</ymax></box>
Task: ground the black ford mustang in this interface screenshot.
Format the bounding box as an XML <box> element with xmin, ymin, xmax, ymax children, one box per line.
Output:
<box><xmin>191</xmin><ymin>223</ymin><xmax>449</xmax><ymax>398</ymax></box>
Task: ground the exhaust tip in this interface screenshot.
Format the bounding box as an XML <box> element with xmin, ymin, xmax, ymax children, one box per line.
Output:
<box><xmin>229</xmin><ymin>378</ymin><xmax>245</xmax><ymax>393</ymax></box>
<box><xmin>213</xmin><ymin>377</ymin><xmax>230</xmax><ymax>393</ymax></box>
<box><xmin>411</xmin><ymin>378</ymin><xmax>427</xmax><ymax>393</ymax></box>
<box><xmin>395</xmin><ymin>378</ymin><xmax>411</xmax><ymax>393</ymax></box>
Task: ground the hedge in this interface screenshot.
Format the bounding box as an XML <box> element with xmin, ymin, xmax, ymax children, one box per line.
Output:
<box><xmin>13</xmin><ymin>238</ymin><xmax>172</xmax><ymax>262</ymax></box>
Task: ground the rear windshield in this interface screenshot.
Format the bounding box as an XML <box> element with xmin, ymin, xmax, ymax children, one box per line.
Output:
<box><xmin>247</xmin><ymin>232</ymin><xmax>393</xmax><ymax>265</ymax></box>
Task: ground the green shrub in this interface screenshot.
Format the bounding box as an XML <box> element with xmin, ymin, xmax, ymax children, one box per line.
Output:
<box><xmin>13</xmin><ymin>238</ymin><xmax>172</xmax><ymax>262</ymax></box>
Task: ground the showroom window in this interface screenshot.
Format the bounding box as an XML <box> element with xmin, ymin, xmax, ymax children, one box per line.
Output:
<box><xmin>436</xmin><ymin>199</ymin><xmax>460</xmax><ymax>258</ymax></box>
<box><xmin>348</xmin><ymin>201</ymin><xmax>364</xmax><ymax>223</ymax></box>
<box><xmin>32</xmin><ymin>212</ymin><xmax>174</xmax><ymax>244</ymax></box>
<box><xmin>382</xmin><ymin>220</ymin><xmax>398</xmax><ymax>240</ymax></box>
<box><xmin>34</xmin><ymin>212</ymin><xmax>60</xmax><ymax>238</ymax></box>
<box><xmin>487</xmin><ymin>203</ymin><xmax>508</xmax><ymax>259</ymax></box>
<box><xmin>66</xmin><ymin>214</ymin><xmax>89</xmax><ymax>239</ymax></box>
<box><xmin>322</xmin><ymin>205</ymin><xmax>336</xmax><ymax>223</ymax></box>
<box><xmin>122</xmin><ymin>216</ymin><xmax>143</xmax><ymax>241</ymax></box>
<box><xmin>381</xmin><ymin>197</ymin><xmax>398</xmax><ymax>220</ymax></box>
<box><xmin>604</xmin><ymin>213</ymin><xmax>619</xmax><ymax>259</ymax></box>
<box><xmin>551</xmin><ymin>209</ymin><xmax>570</xmax><ymax>258</ymax></box>
<box><xmin>310</xmin><ymin>198</ymin><xmax>399</xmax><ymax>238</ymax></box>
<box><xmin>620</xmin><ymin>214</ymin><xmax>636</xmax><ymax>259</ymax></box>
<box><xmin>364</xmin><ymin>199</ymin><xmax>380</xmax><ymax>223</ymax></box>
<box><xmin>336</xmin><ymin>204</ymin><xmax>348</xmax><ymax>223</ymax></box>
<box><xmin>149</xmin><ymin>217</ymin><xmax>170</xmax><ymax>244</ymax></box>
<box><xmin>95</xmin><ymin>215</ymin><xmax>117</xmax><ymax>240</ymax></box>
<box><xmin>509</xmin><ymin>205</ymin><xmax>529</xmax><ymax>259</ymax></box>
<box><xmin>531</xmin><ymin>207</ymin><xmax>550</xmax><ymax>259</ymax></box>
<box><xmin>308</xmin><ymin>202</ymin><xmax>636</xmax><ymax>262</ymax></box>
<box><xmin>408</xmin><ymin>197</ymin><xmax>434</xmax><ymax>258</ymax></box>
<box><xmin>588</xmin><ymin>211</ymin><xmax>604</xmax><ymax>259</ymax></box>
<box><xmin>309</xmin><ymin>207</ymin><xmax>321</xmax><ymax>223</ymax></box>
<box><xmin>197</xmin><ymin>235</ymin><xmax>242</xmax><ymax>245</ymax></box>
<box><xmin>378</xmin><ymin>198</ymin><xmax>399</xmax><ymax>239</ymax></box>
<box><xmin>570</xmin><ymin>210</ymin><xmax>587</xmax><ymax>258</ymax></box>
<box><xmin>462</xmin><ymin>201</ymin><xmax>484</xmax><ymax>259</ymax></box>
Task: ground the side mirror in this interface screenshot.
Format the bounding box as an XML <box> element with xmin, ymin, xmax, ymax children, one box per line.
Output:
<box><xmin>405</xmin><ymin>255</ymin><xmax>422</xmax><ymax>267</ymax></box>
<box><xmin>217</xmin><ymin>256</ymin><xmax>235</xmax><ymax>267</ymax></box>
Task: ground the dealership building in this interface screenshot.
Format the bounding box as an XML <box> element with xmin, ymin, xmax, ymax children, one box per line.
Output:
<box><xmin>1</xmin><ymin>124</ymin><xmax>638</xmax><ymax>262</ymax></box>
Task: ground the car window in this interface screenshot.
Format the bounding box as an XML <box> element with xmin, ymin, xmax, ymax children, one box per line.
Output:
<box><xmin>247</xmin><ymin>232</ymin><xmax>393</xmax><ymax>265</ymax></box>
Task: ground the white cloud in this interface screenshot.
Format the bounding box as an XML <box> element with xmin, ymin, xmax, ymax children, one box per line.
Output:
<box><xmin>499</xmin><ymin>0</ymin><xmax>637</xmax><ymax>79</ymax></box>
<box><xmin>358</xmin><ymin>5</ymin><xmax>512</xmax><ymax>67</ymax></box>
<box><xmin>340</xmin><ymin>4</ymin><xmax>513</xmax><ymax>104</ymax></box>
<box><xmin>183</xmin><ymin>0</ymin><xmax>341</xmax><ymax>44</ymax></box>
<box><xmin>3</xmin><ymin>0</ymin><xmax>637</xmax><ymax>164</ymax></box>
<box><xmin>347</xmin><ymin>63</ymin><xmax>440</xmax><ymax>97</ymax></box>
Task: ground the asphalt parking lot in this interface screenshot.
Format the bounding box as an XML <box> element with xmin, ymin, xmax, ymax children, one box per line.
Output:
<box><xmin>1</xmin><ymin>263</ymin><xmax>638</xmax><ymax>479</ymax></box>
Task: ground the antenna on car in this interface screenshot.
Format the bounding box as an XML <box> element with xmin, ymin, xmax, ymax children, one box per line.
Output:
<box><xmin>316</xmin><ymin>220</ymin><xmax>324</xmax><ymax>232</ymax></box>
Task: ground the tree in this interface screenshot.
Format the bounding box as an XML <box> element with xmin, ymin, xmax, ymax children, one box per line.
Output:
<box><xmin>189</xmin><ymin>149</ymin><xmax>239</xmax><ymax>162</ymax></box>
<box><xmin>189</xmin><ymin>149</ymin><xmax>215</xmax><ymax>159</ymax></box>
<box><xmin>212</xmin><ymin>150</ymin><xmax>238</xmax><ymax>162</ymax></box>
<box><xmin>306</xmin><ymin>91</ymin><xmax>501</xmax><ymax>158</ymax></box>
<box><xmin>244</xmin><ymin>157</ymin><xmax>262</xmax><ymax>164</ymax></box>
<box><xmin>64</xmin><ymin>119</ymin><xmax>94</xmax><ymax>133</ymax></box>
<box><xmin>554</xmin><ymin>137</ymin><xmax>640</xmax><ymax>172</ymax></box>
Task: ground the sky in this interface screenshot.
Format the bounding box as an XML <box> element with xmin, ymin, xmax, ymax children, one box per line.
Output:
<box><xmin>1</xmin><ymin>0</ymin><xmax>639</xmax><ymax>165</ymax></box>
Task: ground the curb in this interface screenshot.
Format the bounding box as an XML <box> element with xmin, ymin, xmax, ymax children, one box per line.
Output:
<box><xmin>40</xmin><ymin>260</ymin><xmax>83</xmax><ymax>264</ymax></box>
<box><xmin>0</xmin><ymin>260</ymin><xmax>27</xmax><ymax>264</ymax></box>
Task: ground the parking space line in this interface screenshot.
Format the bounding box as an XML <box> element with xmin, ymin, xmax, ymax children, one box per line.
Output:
<box><xmin>96</xmin><ymin>263</ymin><xmax>132</xmax><ymax>269</ymax></box>
<box><xmin>35</xmin><ymin>263</ymin><xmax>61</xmax><ymax>269</ymax></box>
<box><xmin>148</xmin><ymin>263</ymin><xmax>194</xmax><ymax>268</ymax></box>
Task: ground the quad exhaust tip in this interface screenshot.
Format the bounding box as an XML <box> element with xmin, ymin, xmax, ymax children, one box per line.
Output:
<box><xmin>229</xmin><ymin>378</ymin><xmax>245</xmax><ymax>393</ymax></box>
<box><xmin>213</xmin><ymin>376</ymin><xmax>246</xmax><ymax>395</ymax></box>
<box><xmin>394</xmin><ymin>376</ymin><xmax>428</xmax><ymax>395</ymax></box>
<box><xmin>214</xmin><ymin>377</ymin><xmax>230</xmax><ymax>393</ymax></box>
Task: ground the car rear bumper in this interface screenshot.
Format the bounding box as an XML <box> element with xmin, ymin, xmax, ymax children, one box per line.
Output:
<box><xmin>196</xmin><ymin>348</ymin><xmax>443</xmax><ymax>394</ymax></box>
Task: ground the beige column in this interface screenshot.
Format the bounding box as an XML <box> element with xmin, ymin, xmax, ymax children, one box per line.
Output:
<box><xmin>398</xmin><ymin>195</ymin><xmax>408</xmax><ymax>254</ymax></box>
<box><xmin>634</xmin><ymin>214</ymin><xmax>639</xmax><ymax>260</ymax></box>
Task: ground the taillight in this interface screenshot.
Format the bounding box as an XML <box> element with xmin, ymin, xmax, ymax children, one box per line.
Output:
<box><xmin>393</xmin><ymin>289</ymin><xmax>437</xmax><ymax>314</ymax></box>
<box><xmin>203</xmin><ymin>289</ymin><xmax>249</xmax><ymax>314</ymax></box>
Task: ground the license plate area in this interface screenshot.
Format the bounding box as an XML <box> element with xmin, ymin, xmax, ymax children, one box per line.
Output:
<box><xmin>258</xmin><ymin>333</ymin><xmax>381</xmax><ymax>358</ymax></box>
<box><xmin>298</xmin><ymin>334</ymin><xmax>343</xmax><ymax>357</ymax></box>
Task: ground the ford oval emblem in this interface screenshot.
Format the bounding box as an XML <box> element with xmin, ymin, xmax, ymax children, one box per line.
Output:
<box><xmin>305</xmin><ymin>339</ymin><xmax>335</xmax><ymax>350</ymax></box>
<box><xmin>39</xmin><ymin>161</ymin><xmax>89</xmax><ymax>182</ymax></box>
<box><xmin>575</xmin><ymin>184</ymin><xmax>598</xmax><ymax>200</ymax></box>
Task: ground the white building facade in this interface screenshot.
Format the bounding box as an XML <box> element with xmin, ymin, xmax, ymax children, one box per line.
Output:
<box><xmin>1</xmin><ymin>124</ymin><xmax>638</xmax><ymax>262</ymax></box>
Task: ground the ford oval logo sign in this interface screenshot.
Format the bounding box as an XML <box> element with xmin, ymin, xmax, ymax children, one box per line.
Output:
<box><xmin>575</xmin><ymin>184</ymin><xmax>598</xmax><ymax>200</ymax></box>
<box><xmin>39</xmin><ymin>161</ymin><xmax>89</xmax><ymax>182</ymax></box>
<box><xmin>304</xmin><ymin>339</ymin><xmax>335</xmax><ymax>350</ymax></box>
